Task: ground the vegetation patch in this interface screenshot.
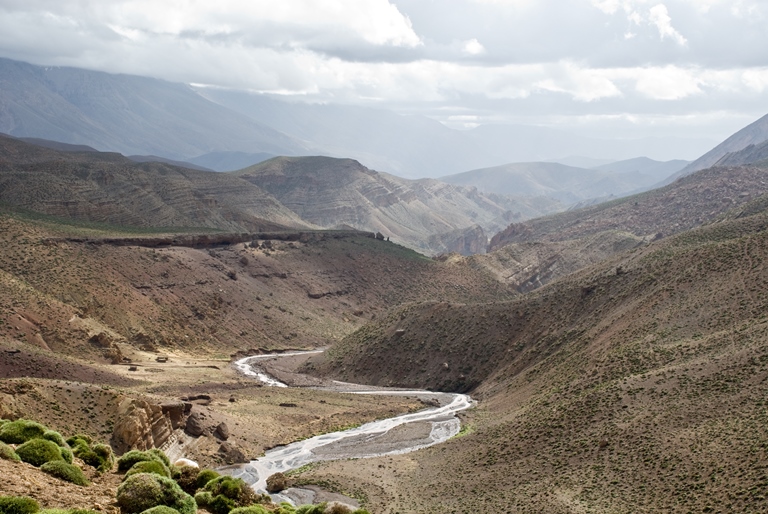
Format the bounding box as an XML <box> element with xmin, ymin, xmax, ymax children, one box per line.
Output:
<box><xmin>117</xmin><ymin>450</ymin><xmax>168</xmax><ymax>473</ymax></box>
<box><xmin>124</xmin><ymin>460</ymin><xmax>171</xmax><ymax>480</ymax></box>
<box><xmin>116</xmin><ymin>473</ymin><xmax>196</xmax><ymax>514</ymax></box>
<box><xmin>0</xmin><ymin>420</ymin><xmax>47</xmax><ymax>444</ymax></box>
<box><xmin>0</xmin><ymin>495</ymin><xmax>40</xmax><ymax>514</ymax></box>
<box><xmin>0</xmin><ymin>441</ymin><xmax>20</xmax><ymax>462</ymax></box>
<box><xmin>15</xmin><ymin>439</ymin><xmax>63</xmax><ymax>467</ymax></box>
<box><xmin>40</xmin><ymin>461</ymin><xmax>90</xmax><ymax>486</ymax></box>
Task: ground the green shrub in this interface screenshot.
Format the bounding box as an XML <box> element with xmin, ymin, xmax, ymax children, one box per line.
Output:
<box><xmin>39</xmin><ymin>510</ymin><xmax>99</xmax><ymax>514</ymax></box>
<box><xmin>65</xmin><ymin>434</ymin><xmax>92</xmax><ymax>447</ymax></box>
<box><xmin>229</xmin><ymin>506</ymin><xmax>270</xmax><ymax>514</ymax></box>
<box><xmin>147</xmin><ymin>449</ymin><xmax>171</xmax><ymax>468</ymax></box>
<box><xmin>0</xmin><ymin>419</ymin><xmax>9</xmax><ymax>427</ymax></box>
<box><xmin>193</xmin><ymin>491</ymin><xmax>212</xmax><ymax>509</ymax></box>
<box><xmin>40</xmin><ymin>461</ymin><xmax>90</xmax><ymax>486</ymax></box>
<box><xmin>195</xmin><ymin>469</ymin><xmax>220</xmax><ymax>489</ymax></box>
<box><xmin>295</xmin><ymin>505</ymin><xmax>326</xmax><ymax>514</ymax></box>
<box><xmin>124</xmin><ymin>460</ymin><xmax>171</xmax><ymax>480</ymax></box>
<box><xmin>15</xmin><ymin>439</ymin><xmax>63</xmax><ymax>467</ymax></box>
<box><xmin>59</xmin><ymin>446</ymin><xmax>73</xmax><ymax>464</ymax></box>
<box><xmin>138</xmin><ymin>507</ymin><xmax>180</xmax><ymax>514</ymax></box>
<box><xmin>116</xmin><ymin>473</ymin><xmax>196</xmax><ymax>514</ymax></box>
<box><xmin>0</xmin><ymin>495</ymin><xmax>40</xmax><ymax>514</ymax></box>
<box><xmin>117</xmin><ymin>450</ymin><xmax>162</xmax><ymax>472</ymax></box>
<box><xmin>207</xmin><ymin>494</ymin><xmax>236</xmax><ymax>514</ymax></box>
<box><xmin>0</xmin><ymin>420</ymin><xmax>47</xmax><ymax>444</ymax></box>
<box><xmin>71</xmin><ymin>441</ymin><xmax>113</xmax><ymax>473</ymax></box>
<box><xmin>175</xmin><ymin>466</ymin><xmax>201</xmax><ymax>494</ymax></box>
<box><xmin>0</xmin><ymin>441</ymin><xmax>20</xmax><ymax>462</ymax></box>
<box><xmin>41</xmin><ymin>431</ymin><xmax>67</xmax><ymax>448</ymax></box>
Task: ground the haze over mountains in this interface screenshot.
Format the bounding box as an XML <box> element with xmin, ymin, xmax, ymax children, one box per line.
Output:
<box><xmin>0</xmin><ymin>57</ymin><xmax>715</xmax><ymax>179</ymax></box>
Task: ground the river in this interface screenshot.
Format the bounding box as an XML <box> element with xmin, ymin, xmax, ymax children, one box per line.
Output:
<box><xmin>225</xmin><ymin>352</ymin><xmax>474</xmax><ymax>495</ymax></box>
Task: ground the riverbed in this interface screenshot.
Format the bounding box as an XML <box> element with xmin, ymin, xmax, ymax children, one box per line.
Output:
<box><xmin>226</xmin><ymin>352</ymin><xmax>474</xmax><ymax>495</ymax></box>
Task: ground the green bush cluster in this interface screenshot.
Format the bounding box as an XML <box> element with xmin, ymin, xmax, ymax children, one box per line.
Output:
<box><xmin>116</xmin><ymin>473</ymin><xmax>196</xmax><ymax>514</ymax></box>
<box><xmin>117</xmin><ymin>450</ymin><xmax>169</xmax><ymax>473</ymax></box>
<box><xmin>0</xmin><ymin>495</ymin><xmax>39</xmax><ymax>514</ymax></box>
<box><xmin>39</xmin><ymin>510</ymin><xmax>100</xmax><ymax>514</ymax></box>
<box><xmin>137</xmin><ymin>507</ymin><xmax>180</xmax><ymax>514</ymax></box>
<box><xmin>40</xmin><ymin>461</ymin><xmax>90</xmax><ymax>487</ymax></box>
<box><xmin>41</xmin><ymin>431</ymin><xmax>67</xmax><ymax>448</ymax></box>
<box><xmin>0</xmin><ymin>420</ymin><xmax>47</xmax><ymax>445</ymax></box>
<box><xmin>15</xmin><ymin>439</ymin><xmax>64</xmax><ymax>467</ymax></box>
<box><xmin>0</xmin><ymin>441</ymin><xmax>20</xmax><ymax>462</ymax></box>
<box><xmin>194</xmin><ymin>475</ymin><xmax>260</xmax><ymax>514</ymax></box>
<box><xmin>68</xmin><ymin>435</ymin><xmax>113</xmax><ymax>473</ymax></box>
<box><xmin>124</xmin><ymin>460</ymin><xmax>171</xmax><ymax>480</ymax></box>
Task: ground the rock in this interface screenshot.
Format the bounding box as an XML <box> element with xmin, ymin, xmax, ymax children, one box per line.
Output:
<box><xmin>217</xmin><ymin>442</ymin><xmax>247</xmax><ymax>464</ymax></box>
<box><xmin>214</xmin><ymin>422</ymin><xmax>230</xmax><ymax>440</ymax></box>
<box><xmin>111</xmin><ymin>397</ymin><xmax>173</xmax><ymax>454</ymax></box>
<box><xmin>266</xmin><ymin>472</ymin><xmax>288</xmax><ymax>493</ymax></box>
<box><xmin>184</xmin><ymin>412</ymin><xmax>205</xmax><ymax>437</ymax></box>
<box><xmin>174</xmin><ymin>458</ymin><xmax>199</xmax><ymax>468</ymax></box>
<box><xmin>161</xmin><ymin>402</ymin><xmax>186</xmax><ymax>429</ymax></box>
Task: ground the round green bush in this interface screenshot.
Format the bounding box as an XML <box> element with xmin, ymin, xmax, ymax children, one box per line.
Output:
<box><xmin>40</xmin><ymin>461</ymin><xmax>90</xmax><ymax>486</ymax></box>
<box><xmin>59</xmin><ymin>446</ymin><xmax>73</xmax><ymax>464</ymax></box>
<box><xmin>207</xmin><ymin>494</ymin><xmax>236</xmax><ymax>514</ymax></box>
<box><xmin>41</xmin><ymin>431</ymin><xmax>67</xmax><ymax>448</ymax></box>
<box><xmin>0</xmin><ymin>441</ymin><xmax>20</xmax><ymax>462</ymax></box>
<box><xmin>116</xmin><ymin>473</ymin><xmax>196</xmax><ymax>514</ymax></box>
<box><xmin>195</xmin><ymin>469</ymin><xmax>220</xmax><ymax>490</ymax></box>
<box><xmin>146</xmin><ymin>449</ymin><xmax>171</xmax><ymax>468</ymax></box>
<box><xmin>15</xmin><ymin>439</ymin><xmax>63</xmax><ymax>467</ymax></box>
<box><xmin>138</xmin><ymin>507</ymin><xmax>181</xmax><ymax>514</ymax></box>
<box><xmin>193</xmin><ymin>491</ymin><xmax>212</xmax><ymax>509</ymax></box>
<box><xmin>71</xmin><ymin>441</ymin><xmax>113</xmax><ymax>473</ymax></box>
<box><xmin>0</xmin><ymin>419</ymin><xmax>9</xmax><ymax>427</ymax></box>
<box><xmin>294</xmin><ymin>505</ymin><xmax>326</xmax><ymax>514</ymax></box>
<box><xmin>117</xmin><ymin>450</ymin><xmax>165</xmax><ymax>473</ymax></box>
<box><xmin>173</xmin><ymin>466</ymin><xmax>199</xmax><ymax>494</ymax></box>
<box><xmin>124</xmin><ymin>460</ymin><xmax>171</xmax><ymax>480</ymax></box>
<box><xmin>39</xmin><ymin>510</ymin><xmax>100</xmax><ymax>514</ymax></box>
<box><xmin>229</xmin><ymin>506</ymin><xmax>270</xmax><ymax>514</ymax></box>
<box><xmin>0</xmin><ymin>420</ymin><xmax>47</xmax><ymax>444</ymax></box>
<box><xmin>65</xmin><ymin>434</ymin><xmax>92</xmax><ymax>447</ymax></box>
<box><xmin>0</xmin><ymin>495</ymin><xmax>40</xmax><ymax>514</ymax></box>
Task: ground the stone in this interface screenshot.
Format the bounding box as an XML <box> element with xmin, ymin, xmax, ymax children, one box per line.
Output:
<box><xmin>217</xmin><ymin>442</ymin><xmax>247</xmax><ymax>464</ymax></box>
<box><xmin>266</xmin><ymin>472</ymin><xmax>288</xmax><ymax>493</ymax></box>
<box><xmin>111</xmin><ymin>397</ymin><xmax>173</xmax><ymax>454</ymax></box>
<box><xmin>161</xmin><ymin>402</ymin><xmax>186</xmax><ymax>429</ymax></box>
<box><xmin>214</xmin><ymin>422</ymin><xmax>230</xmax><ymax>441</ymax></box>
<box><xmin>184</xmin><ymin>412</ymin><xmax>205</xmax><ymax>437</ymax></box>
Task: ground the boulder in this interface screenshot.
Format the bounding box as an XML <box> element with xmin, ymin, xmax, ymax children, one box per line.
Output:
<box><xmin>214</xmin><ymin>422</ymin><xmax>229</xmax><ymax>441</ymax></box>
<box><xmin>184</xmin><ymin>412</ymin><xmax>205</xmax><ymax>437</ymax></box>
<box><xmin>217</xmin><ymin>442</ymin><xmax>247</xmax><ymax>464</ymax></box>
<box><xmin>111</xmin><ymin>397</ymin><xmax>173</xmax><ymax>454</ymax></box>
<box><xmin>266</xmin><ymin>472</ymin><xmax>288</xmax><ymax>493</ymax></box>
<box><xmin>161</xmin><ymin>402</ymin><xmax>186</xmax><ymax>429</ymax></box>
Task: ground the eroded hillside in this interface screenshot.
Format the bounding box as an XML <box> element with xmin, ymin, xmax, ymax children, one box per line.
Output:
<box><xmin>306</xmin><ymin>200</ymin><xmax>768</xmax><ymax>512</ymax></box>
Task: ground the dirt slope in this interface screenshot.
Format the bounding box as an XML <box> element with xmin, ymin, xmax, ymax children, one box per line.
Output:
<box><xmin>306</xmin><ymin>201</ymin><xmax>768</xmax><ymax>512</ymax></box>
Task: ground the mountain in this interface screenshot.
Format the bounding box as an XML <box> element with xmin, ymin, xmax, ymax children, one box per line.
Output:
<box><xmin>440</xmin><ymin>161</ymin><xmax>666</xmax><ymax>204</ymax></box>
<box><xmin>188</xmin><ymin>151</ymin><xmax>276</xmax><ymax>172</ymax></box>
<box><xmin>591</xmin><ymin>156</ymin><xmax>688</xmax><ymax>182</ymax></box>
<box><xmin>0</xmin><ymin>57</ymin><xmax>307</xmax><ymax>159</ymax></box>
<box><xmin>676</xmin><ymin>112</ymin><xmax>768</xmax><ymax>176</ymax></box>
<box><xmin>0</xmin><ymin>134</ymin><xmax>308</xmax><ymax>231</ymax></box>
<box><xmin>713</xmin><ymin>139</ymin><xmax>768</xmax><ymax>168</ymax></box>
<box><xmin>233</xmin><ymin>156</ymin><xmax>563</xmax><ymax>255</ymax></box>
<box><xmin>201</xmin><ymin>88</ymin><xmax>715</xmax><ymax>178</ymax></box>
<box><xmin>306</xmin><ymin>196</ymin><xmax>768</xmax><ymax>512</ymax></box>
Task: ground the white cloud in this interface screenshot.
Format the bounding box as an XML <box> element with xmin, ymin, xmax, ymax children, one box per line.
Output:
<box><xmin>648</xmin><ymin>4</ymin><xmax>687</xmax><ymax>45</ymax></box>
<box><xmin>462</xmin><ymin>39</ymin><xmax>485</xmax><ymax>56</ymax></box>
<box><xmin>631</xmin><ymin>66</ymin><xmax>701</xmax><ymax>99</ymax></box>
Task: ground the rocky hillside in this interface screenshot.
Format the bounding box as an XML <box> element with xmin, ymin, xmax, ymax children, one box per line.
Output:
<box><xmin>676</xmin><ymin>112</ymin><xmax>768</xmax><ymax>176</ymax></box>
<box><xmin>0</xmin><ymin>134</ymin><xmax>309</xmax><ymax>232</ymax></box>
<box><xmin>235</xmin><ymin>156</ymin><xmax>562</xmax><ymax>255</ymax></box>
<box><xmin>714</xmin><ymin>139</ymin><xmax>768</xmax><ymax>168</ymax></box>
<box><xmin>306</xmin><ymin>197</ymin><xmax>768</xmax><ymax>512</ymax></box>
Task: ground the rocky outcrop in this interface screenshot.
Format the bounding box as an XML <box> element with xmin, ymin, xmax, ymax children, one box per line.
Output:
<box><xmin>111</xmin><ymin>397</ymin><xmax>174</xmax><ymax>454</ymax></box>
<box><xmin>217</xmin><ymin>442</ymin><xmax>247</xmax><ymax>464</ymax></box>
<box><xmin>184</xmin><ymin>412</ymin><xmax>205</xmax><ymax>437</ymax></box>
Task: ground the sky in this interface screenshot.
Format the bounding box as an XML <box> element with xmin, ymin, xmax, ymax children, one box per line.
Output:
<box><xmin>1</xmin><ymin>0</ymin><xmax>767</xmax><ymax>150</ymax></box>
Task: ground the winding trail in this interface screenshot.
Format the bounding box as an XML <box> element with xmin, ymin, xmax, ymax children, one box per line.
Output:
<box><xmin>226</xmin><ymin>352</ymin><xmax>474</xmax><ymax>494</ymax></box>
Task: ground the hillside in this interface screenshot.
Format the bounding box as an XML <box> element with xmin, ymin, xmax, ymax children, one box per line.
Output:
<box><xmin>0</xmin><ymin>57</ymin><xmax>306</xmax><ymax>159</ymax></box>
<box><xmin>677</xmin><ymin>112</ymin><xmax>768</xmax><ymax>176</ymax></box>
<box><xmin>235</xmin><ymin>156</ymin><xmax>562</xmax><ymax>255</ymax></box>
<box><xmin>591</xmin><ymin>156</ymin><xmax>688</xmax><ymax>183</ymax></box>
<box><xmin>305</xmin><ymin>198</ymin><xmax>768</xmax><ymax>512</ymax></box>
<box><xmin>714</xmin><ymin>139</ymin><xmax>768</xmax><ymax>168</ymax></box>
<box><xmin>441</xmin><ymin>160</ymin><xmax>679</xmax><ymax>204</ymax></box>
<box><xmin>0</xmin><ymin>134</ymin><xmax>308</xmax><ymax>231</ymax></box>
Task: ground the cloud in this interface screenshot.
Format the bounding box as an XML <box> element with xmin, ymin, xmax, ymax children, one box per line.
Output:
<box><xmin>648</xmin><ymin>4</ymin><xmax>687</xmax><ymax>45</ymax></box>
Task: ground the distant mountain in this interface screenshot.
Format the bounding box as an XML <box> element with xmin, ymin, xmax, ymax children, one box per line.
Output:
<box><xmin>233</xmin><ymin>156</ymin><xmax>562</xmax><ymax>255</ymax></box>
<box><xmin>188</xmin><ymin>151</ymin><xmax>276</xmax><ymax>172</ymax></box>
<box><xmin>18</xmin><ymin>137</ymin><xmax>99</xmax><ymax>153</ymax></box>
<box><xmin>546</xmin><ymin>156</ymin><xmax>614</xmax><ymax>168</ymax></box>
<box><xmin>0</xmin><ymin>134</ymin><xmax>309</xmax><ymax>231</ymax></box>
<box><xmin>439</xmin><ymin>161</ymin><xmax>668</xmax><ymax>204</ymax></box>
<box><xmin>0</xmin><ymin>57</ymin><xmax>307</xmax><ymax>159</ymax></box>
<box><xmin>713</xmin><ymin>140</ymin><xmax>768</xmax><ymax>168</ymax></box>
<box><xmin>591</xmin><ymin>157</ymin><xmax>689</xmax><ymax>183</ymax></box>
<box><xmin>125</xmin><ymin>155</ymin><xmax>213</xmax><ymax>172</ymax></box>
<box><xmin>676</xmin><ymin>112</ymin><xmax>768</xmax><ymax>176</ymax></box>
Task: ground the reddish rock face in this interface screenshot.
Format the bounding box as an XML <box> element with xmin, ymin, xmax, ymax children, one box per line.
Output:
<box><xmin>111</xmin><ymin>397</ymin><xmax>173</xmax><ymax>454</ymax></box>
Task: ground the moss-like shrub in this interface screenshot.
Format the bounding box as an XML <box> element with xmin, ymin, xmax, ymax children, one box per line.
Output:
<box><xmin>138</xmin><ymin>507</ymin><xmax>180</xmax><ymax>514</ymax></box>
<box><xmin>207</xmin><ymin>494</ymin><xmax>236</xmax><ymax>514</ymax></box>
<box><xmin>200</xmin><ymin>476</ymin><xmax>260</xmax><ymax>514</ymax></box>
<box><xmin>193</xmin><ymin>491</ymin><xmax>212</xmax><ymax>509</ymax></box>
<box><xmin>116</xmin><ymin>473</ymin><xmax>196</xmax><ymax>514</ymax></box>
<box><xmin>175</xmin><ymin>466</ymin><xmax>201</xmax><ymax>494</ymax></box>
<box><xmin>229</xmin><ymin>507</ymin><xmax>270</xmax><ymax>514</ymax></box>
<box><xmin>41</xmin><ymin>431</ymin><xmax>67</xmax><ymax>448</ymax></box>
<box><xmin>294</xmin><ymin>505</ymin><xmax>326</xmax><ymax>514</ymax></box>
<box><xmin>0</xmin><ymin>420</ymin><xmax>47</xmax><ymax>444</ymax></box>
<box><xmin>71</xmin><ymin>440</ymin><xmax>113</xmax><ymax>473</ymax></box>
<box><xmin>0</xmin><ymin>419</ymin><xmax>9</xmax><ymax>427</ymax></box>
<box><xmin>195</xmin><ymin>469</ymin><xmax>220</xmax><ymax>490</ymax></box>
<box><xmin>124</xmin><ymin>460</ymin><xmax>171</xmax><ymax>480</ymax></box>
<box><xmin>65</xmin><ymin>434</ymin><xmax>92</xmax><ymax>447</ymax></box>
<box><xmin>40</xmin><ymin>461</ymin><xmax>90</xmax><ymax>486</ymax></box>
<box><xmin>0</xmin><ymin>495</ymin><xmax>40</xmax><ymax>514</ymax></box>
<box><xmin>15</xmin><ymin>439</ymin><xmax>63</xmax><ymax>467</ymax></box>
<box><xmin>147</xmin><ymin>449</ymin><xmax>171</xmax><ymax>468</ymax></box>
<box><xmin>59</xmin><ymin>446</ymin><xmax>73</xmax><ymax>465</ymax></box>
<box><xmin>117</xmin><ymin>450</ymin><xmax>162</xmax><ymax>472</ymax></box>
<box><xmin>0</xmin><ymin>441</ymin><xmax>20</xmax><ymax>462</ymax></box>
<box><xmin>39</xmin><ymin>510</ymin><xmax>99</xmax><ymax>514</ymax></box>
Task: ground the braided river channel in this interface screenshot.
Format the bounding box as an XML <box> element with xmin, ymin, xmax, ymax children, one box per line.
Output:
<box><xmin>224</xmin><ymin>352</ymin><xmax>474</xmax><ymax>497</ymax></box>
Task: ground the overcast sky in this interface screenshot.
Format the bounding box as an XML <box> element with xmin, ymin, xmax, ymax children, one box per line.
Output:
<box><xmin>1</xmin><ymin>0</ymin><xmax>767</xmax><ymax>150</ymax></box>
